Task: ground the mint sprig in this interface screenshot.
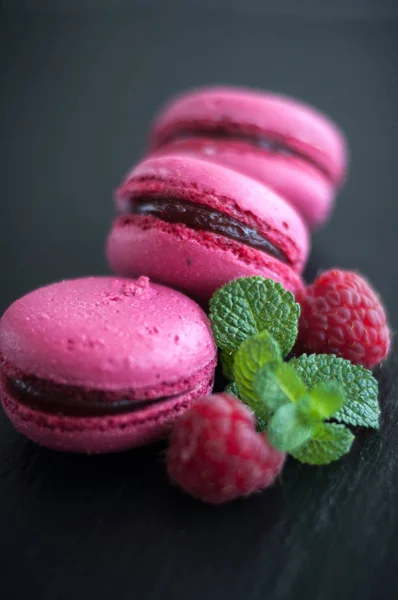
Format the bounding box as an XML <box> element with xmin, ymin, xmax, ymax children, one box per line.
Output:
<box><xmin>289</xmin><ymin>354</ymin><xmax>380</xmax><ymax>429</ymax></box>
<box><xmin>209</xmin><ymin>276</ymin><xmax>379</xmax><ymax>467</ymax></box>
<box><xmin>267</xmin><ymin>403</ymin><xmax>313</xmax><ymax>452</ymax></box>
<box><xmin>297</xmin><ymin>382</ymin><xmax>345</xmax><ymax>422</ymax></box>
<box><xmin>290</xmin><ymin>423</ymin><xmax>354</xmax><ymax>465</ymax></box>
<box><xmin>235</xmin><ymin>340</ymin><xmax>352</xmax><ymax>464</ymax></box>
<box><xmin>209</xmin><ymin>276</ymin><xmax>300</xmax><ymax>357</ymax></box>
<box><xmin>233</xmin><ymin>330</ymin><xmax>281</xmax><ymax>427</ymax></box>
<box><xmin>255</xmin><ymin>361</ymin><xmax>307</xmax><ymax>408</ymax></box>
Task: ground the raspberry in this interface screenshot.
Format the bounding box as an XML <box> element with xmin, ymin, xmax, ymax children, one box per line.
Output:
<box><xmin>298</xmin><ymin>269</ymin><xmax>391</xmax><ymax>369</ymax></box>
<box><xmin>166</xmin><ymin>393</ymin><xmax>285</xmax><ymax>504</ymax></box>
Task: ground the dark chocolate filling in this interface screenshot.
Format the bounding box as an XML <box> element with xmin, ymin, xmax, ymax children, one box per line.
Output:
<box><xmin>162</xmin><ymin>128</ymin><xmax>329</xmax><ymax>180</ymax></box>
<box><xmin>128</xmin><ymin>197</ymin><xmax>289</xmax><ymax>264</ymax></box>
<box><xmin>5</xmin><ymin>376</ymin><xmax>170</xmax><ymax>417</ymax></box>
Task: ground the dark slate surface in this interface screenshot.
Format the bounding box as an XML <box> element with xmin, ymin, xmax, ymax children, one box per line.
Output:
<box><xmin>1</xmin><ymin>2</ymin><xmax>397</xmax><ymax>599</ymax></box>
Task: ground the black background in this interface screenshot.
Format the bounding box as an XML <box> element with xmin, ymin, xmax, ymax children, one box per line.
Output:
<box><xmin>1</xmin><ymin>2</ymin><xmax>398</xmax><ymax>599</ymax></box>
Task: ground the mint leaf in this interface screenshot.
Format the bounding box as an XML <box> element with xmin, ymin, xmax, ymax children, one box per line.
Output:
<box><xmin>209</xmin><ymin>276</ymin><xmax>300</xmax><ymax>356</ymax></box>
<box><xmin>267</xmin><ymin>362</ymin><xmax>307</xmax><ymax>402</ymax></box>
<box><xmin>255</xmin><ymin>361</ymin><xmax>307</xmax><ymax>411</ymax></box>
<box><xmin>290</xmin><ymin>422</ymin><xmax>354</xmax><ymax>465</ymax></box>
<box><xmin>290</xmin><ymin>354</ymin><xmax>379</xmax><ymax>429</ymax></box>
<box><xmin>255</xmin><ymin>363</ymin><xmax>292</xmax><ymax>411</ymax></box>
<box><xmin>224</xmin><ymin>382</ymin><xmax>267</xmax><ymax>432</ymax></box>
<box><xmin>233</xmin><ymin>330</ymin><xmax>281</xmax><ymax>426</ymax></box>
<box><xmin>267</xmin><ymin>404</ymin><xmax>312</xmax><ymax>452</ymax></box>
<box><xmin>220</xmin><ymin>350</ymin><xmax>235</xmax><ymax>381</ymax></box>
<box><xmin>297</xmin><ymin>382</ymin><xmax>345</xmax><ymax>423</ymax></box>
<box><xmin>224</xmin><ymin>382</ymin><xmax>240</xmax><ymax>398</ymax></box>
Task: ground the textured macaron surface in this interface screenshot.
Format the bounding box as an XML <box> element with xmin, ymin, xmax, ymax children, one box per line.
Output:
<box><xmin>149</xmin><ymin>136</ymin><xmax>335</xmax><ymax>230</ymax></box>
<box><xmin>0</xmin><ymin>277</ymin><xmax>216</xmax><ymax>396</ymax></box>
<box><xmin>149</xmin><ymin>86</ymin><xmax>348</xmax><ymax>185</ymax></box>
<box><xmin>107</xmin><ymin>217</ymin><xmax>305</xmax><ymax>302</ymax></box>
<box><xmin>116</xmin><ymin>155</ymin><xmax>309</xmax><ymax>271</ymax></box>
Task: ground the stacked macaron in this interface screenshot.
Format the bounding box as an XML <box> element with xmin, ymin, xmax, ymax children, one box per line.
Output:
<box><xmin>107</xmin><ymin>86</ymin><xmax>348</xmax><ymax>302</ymax></box>
<box><xmin>107</xmin><ymin>154</ymin><xmax>309</xmax><ymax>301</ymax></box>
<box><xmin>1</xmin><ymin>85</ymin><xmax>348</xmax><ymax>455</ymax></box>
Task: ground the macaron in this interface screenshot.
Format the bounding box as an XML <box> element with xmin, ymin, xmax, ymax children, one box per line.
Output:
<box><xmin>107</xmin><ymin>155</ymin><xmax>308</xmax><ymax>303</ymax></box>
<box><xmin>0</xmin><ymin>276</ymin><xmax>216</xmax><ymax>453</ymax></box>
<box><xmin>148</xmin><ymin>86</ymin><xmax>348</xmax><ymax>229</ymax></box>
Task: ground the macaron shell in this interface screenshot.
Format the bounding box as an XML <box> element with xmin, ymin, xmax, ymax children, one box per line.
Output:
<box><xmin>117</xmin><ymin>155</ymin><xmax>310</xmax><ymax>272</ymax></box>
<box><xmin>0</xmin><ymin>277</ymin><xmax>216</xmax><ymax>395</ymax></box>
<box><xmin>149</xmin><ymin>139</ymin><xmax>334</xmax><ymax>229</ymax></box>
<box><xmin>1</xmin><ymin>369</ymin><xmax>214</xmax><ymax>454</ymax></box>
<box><xmin>107</xmin><ymin>216</ymin><xmax>305</xmax><ymax>302</ymax></box>
<box><xmin>150</xmin><ymin>86</ymin><xmax>348</xmax><ymax>186</ymax></box>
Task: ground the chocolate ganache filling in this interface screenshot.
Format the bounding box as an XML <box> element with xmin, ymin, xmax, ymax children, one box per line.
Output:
<box><xmin>162</xmin><ymin>128</ymin><xmax>329</xmax><ymax>180</ymax></box>
<box><xmin>128</xmin><ymin>197</ymin><xmax>289</xmax><ymax>264</ymax></box>
<box><xmin>5</xmin><ymin>376</ymin><xmax>170</xmax><ymax>417</ymax></box>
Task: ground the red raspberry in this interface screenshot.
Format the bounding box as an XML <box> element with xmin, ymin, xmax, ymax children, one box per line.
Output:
<box><xmin>167</xmin><ymin>393</ymin><xmax>285</xmax><ymax>505</ymax></box>
<box><xmin>298</xmin><ymin>269</ymin><xmax>391</xmax><ymax>369</ymax></box>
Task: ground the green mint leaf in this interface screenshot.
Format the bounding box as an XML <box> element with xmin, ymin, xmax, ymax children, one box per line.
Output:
<box><xmin>220</xmin><ymin>350</ymin><xmax>235</xmax><ymax>381</ymax></box>
<box><xmin>224</xmin><ymin>382</ymin><xmax>240</xmax><ymax>398</ymax></box>
<box><xmin>290</xmin><ymin>422</ymin><xmax>355</xmax><ymax>465</ymax></box>
<box><xmin>269</xmin><ymin>362</ymin><xmax>307</xmax><ymax>402</ymax></box>
<box><xmin>255</xmin><ymin>415</ymin><xmax>268</xmax><ymax>433</ymax></box>
<box><xmin>255</xmin><ymin>361</ymin><xmax>307</xmax><ymax>411</ymax></box>
<box><xmin>297</xmin><ymin>382</ymin><xmax>345</xmax><ymax>423</ymax></box>
<box><xmin>233</xmin><ymin>330</ymin><xmax>281</xmax><ymax>426</ymax></box>
<box><xmin>290</xmin><ymin>354</ymin><xmax>379</xmax><ymax>429</ymax></box>
<box><xmin>254</xmin><ymin>363</ymin><xmax>292</xmax><ymax>410</ymax></box>
<box><xmin>224</xmin><ymin>382</ymin><xmax>267</xmax><ymax>432</ymax></box>
<box><xmin>267</xmin><ymin>404</ymin><xmax>313</xmax><ymax>452</ymax></box>
<box><xmin>209</xmin><ymin>276</ymin><xmax>300</xmax><ymax>356</ymax></box>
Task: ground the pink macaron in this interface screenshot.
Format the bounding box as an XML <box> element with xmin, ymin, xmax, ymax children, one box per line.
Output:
<box><xmin>148</xmin><ymin>86</ymin><xmax>348</xmax><ymax>229</ymax></box>
<box><xmin>107</xmin><ymin>155</ymin><xmax>309</xmax><ymax>303</ymax></box>
<box><xmin>0</xmin><ymin>276</ymin><xmax>216</xmax><ymax>453</ymax></box>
